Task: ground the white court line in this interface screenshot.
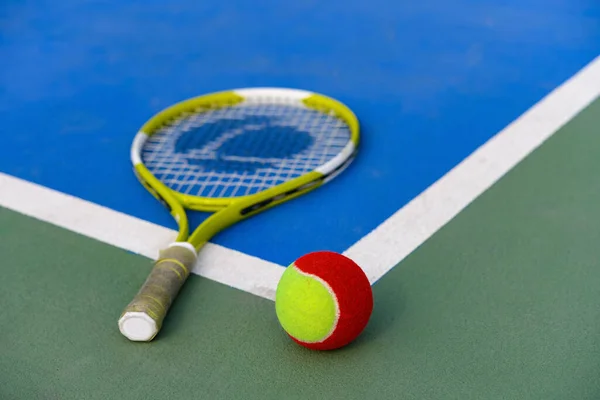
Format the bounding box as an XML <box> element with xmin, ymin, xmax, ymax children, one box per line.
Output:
<box><xmin>0</xmin><ymin>174</ymin><xmax>286</xmax><ymax>300</ymax></box>
<box><xmin>1</xmin><ymin>56</ymin><xmax>599</xmax><ymax>300</ymax></box>
<box><xmin>345</xmin><ymin>55</ymin><xmax>600</xmax><ymax>283</ymax></box>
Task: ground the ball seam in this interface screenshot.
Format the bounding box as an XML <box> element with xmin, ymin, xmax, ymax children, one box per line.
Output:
<box><xmin>291</xmin><ymin>265</ymin><xmax>340</xmax><ymax>344</ymax></box>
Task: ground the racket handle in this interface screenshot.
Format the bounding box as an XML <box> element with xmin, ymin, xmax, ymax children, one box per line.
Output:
<box><xmin>118</xmin><ymin>242</ymin><xmax>197</xmax><ymax>341</ymax></box>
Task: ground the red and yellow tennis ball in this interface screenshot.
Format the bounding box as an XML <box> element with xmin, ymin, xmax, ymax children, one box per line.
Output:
<box><xmin>275</xmin><ymin>251</ymin><xmax>373</xmax><ymax>350</ymax></box>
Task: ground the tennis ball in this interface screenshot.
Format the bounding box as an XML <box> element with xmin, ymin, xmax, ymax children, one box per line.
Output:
<box><xmin>275</xmin><ymin>251</ymin><xmax>373</xmax><ymax>350</ymax></box>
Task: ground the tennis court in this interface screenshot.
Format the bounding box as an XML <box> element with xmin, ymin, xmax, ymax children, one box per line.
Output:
<box><xmin>2</xmin><ymin>2</ymin><xmax>600</xmax><ymax>399</ymax></box>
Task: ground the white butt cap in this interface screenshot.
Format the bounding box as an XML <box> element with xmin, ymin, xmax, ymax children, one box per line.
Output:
<box><xmin>118</xmin><ymin>312</ymin><xmax>157</xmax><ymax>342</ymax></box>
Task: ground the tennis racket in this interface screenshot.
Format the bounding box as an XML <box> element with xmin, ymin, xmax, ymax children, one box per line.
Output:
<box><xmin>118</xmin><ymin>87</ymin><xmax>360</xmax><ymax>341</ymax></box>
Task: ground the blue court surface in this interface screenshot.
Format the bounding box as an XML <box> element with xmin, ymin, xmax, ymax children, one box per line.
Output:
<box><xmin>1</xmin><ymin>0</ymin><xmax>599</xmax><ymax>268</ymax></box>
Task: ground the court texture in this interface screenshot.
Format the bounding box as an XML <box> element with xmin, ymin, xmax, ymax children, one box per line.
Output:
<box><xmin>1</xmin><ymin>1</ymin><xmax>600</xmax><ymax>399</ymax></box>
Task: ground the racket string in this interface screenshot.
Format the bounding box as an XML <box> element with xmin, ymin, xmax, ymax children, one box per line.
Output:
<box><xmin>141</xmin><ymin>101</ymin><xmax>351</xmax><ymax>198</ymax></box>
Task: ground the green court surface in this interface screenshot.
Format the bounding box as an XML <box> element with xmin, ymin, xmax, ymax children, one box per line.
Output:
<box><xmin>2</xmin><ymin>98</ymin><xmax>600</xmax><ymax>399</ymax></box>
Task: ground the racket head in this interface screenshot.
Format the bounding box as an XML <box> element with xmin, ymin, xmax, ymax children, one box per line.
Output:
<box><xmin>130</xmin><ymin>87</ymin><xmax>360</xmax><ymax>244</ymax></box>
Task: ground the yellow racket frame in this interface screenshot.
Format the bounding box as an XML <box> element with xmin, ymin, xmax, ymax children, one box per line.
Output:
<box><xmin>132</xmin><ymin>89</ymin><xmax>360</xmax><ymax>250</ymax></box>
